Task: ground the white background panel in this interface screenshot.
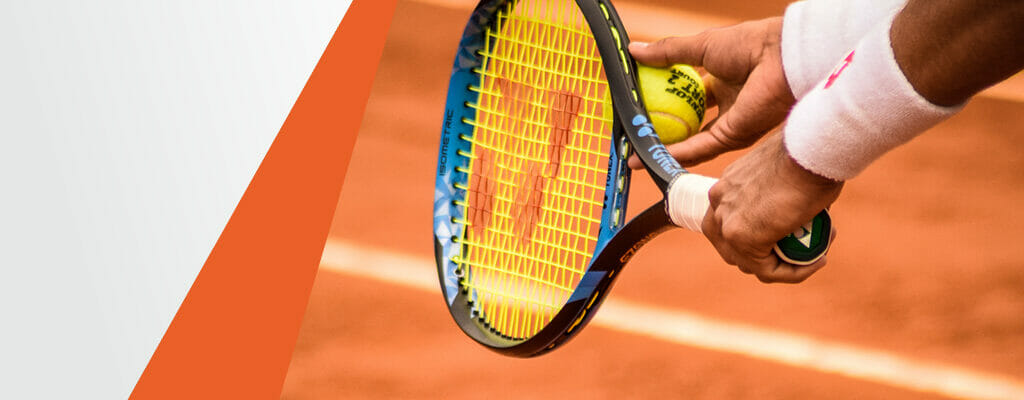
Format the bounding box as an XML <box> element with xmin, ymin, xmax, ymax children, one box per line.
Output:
<box><xmin>0</xmin><ymin>1</ymin><xmax>350</xmax><ymax>398</ymax></box>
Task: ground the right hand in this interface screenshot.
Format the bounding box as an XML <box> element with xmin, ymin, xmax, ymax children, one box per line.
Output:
<box><xmin>628</xmin><ymin>17</ymin><xmax>796</xmax><ymax>168</ymax></box>
<box><xmin>702</xmin><ymin>132</ymin><xmax>842</xmax><ymax>283</ymax></box>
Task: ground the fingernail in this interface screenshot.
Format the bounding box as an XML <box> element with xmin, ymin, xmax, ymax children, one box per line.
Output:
<box><xmin>628</xmin><ymin>42</ymin><xmax>648</xmax><ymax>49</ymax></box>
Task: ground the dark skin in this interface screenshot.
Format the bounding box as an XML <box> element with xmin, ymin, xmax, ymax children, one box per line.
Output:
<box><xmin>892</xmin><ymin>0</ymin><xmax>1024</xmax><ymax>107</ymax></box>
<box><xmin>630</xmin><ymin>0</ymin><xmax>1024</xmax><ymax>283</ymax></box>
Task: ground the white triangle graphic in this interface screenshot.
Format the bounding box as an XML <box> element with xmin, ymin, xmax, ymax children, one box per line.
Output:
<box><xmin>797</xmin><ymin>222</ymin><xmax>814</xmax><ymax>248</ymax></box>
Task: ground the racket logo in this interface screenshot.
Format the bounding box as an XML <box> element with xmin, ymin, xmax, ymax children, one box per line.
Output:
<box><xmin>620</xmin><ymin>231</ymin><xmax>660</xmax><ymax>263</ymax></box>
<box><xmin>825</xmin><ymin>51</ymin><xmax>854</xmax><ymax>89</ymax></box>
<box><xmin>438</xmin><ymin>109</ymin><xmax>455</xmax><ymax>175</ymax></box>
<box><xmin>632</xmin><ymin>115</ymin><xmax>655</xmax><ymax>137</ymax></box>
<box><xmin>649</xmin><ymin>145</ymin><xmax>681</xmax><ymax>173</ymax></box>
<box><xmin>631</xmin><ymin>114</ymin><xmax>681</xmax><ymax>173</ymax></box>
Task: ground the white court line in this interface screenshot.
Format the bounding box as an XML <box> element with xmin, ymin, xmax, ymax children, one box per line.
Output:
<box><xmin>320</xmin><ymin>239</ymin><xmax>1024</xmax><ymax>400</ymax></box>
<box><xmin>414</xmin><ymin>0</ymin><xmax>1024</xmax><ymax>103</ymax></box>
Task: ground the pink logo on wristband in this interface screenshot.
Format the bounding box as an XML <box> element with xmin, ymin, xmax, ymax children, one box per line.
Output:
<box><xmin>825</xmin><ymin>51</ymin><xmax>855</xmax><ymax>89</ymax></box>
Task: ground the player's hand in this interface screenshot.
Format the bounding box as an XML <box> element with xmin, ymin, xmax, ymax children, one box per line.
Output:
<box><xmin>702</xmin><ymin>132</ymin><xmax>842</xmax><ymax>283</ymax></box>
<box><xmin>628</xmin><ymin>17</ymin><xmax>794</xmax><ymax>168</ymax></box>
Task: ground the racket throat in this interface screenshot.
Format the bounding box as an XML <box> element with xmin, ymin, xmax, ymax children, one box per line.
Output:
<box><xmin>591</xmin><ymin>200</ymin><xmax>674</xmax><ymax>269</ymax></box>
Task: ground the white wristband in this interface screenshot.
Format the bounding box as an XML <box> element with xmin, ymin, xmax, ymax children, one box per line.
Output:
<box><xmin>782</xmin><ymin>0</ymin><xmax>908</xmax><ymax>99</ymax></box>
<box><xmin>784</xmin><ymin>12</ymin><xmax>964</xmax><ymax>181</ymax></box>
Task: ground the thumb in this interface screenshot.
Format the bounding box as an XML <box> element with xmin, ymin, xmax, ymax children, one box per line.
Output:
<box><xmin>629</xmin><ymin>34</ymin><xmax>710</xmax><ymax>67</ymax></box>
<box><xmin>626</xmin><ymin>129</ymin><xmax>739</xmax><ymax>169</ymax></box>
<box><xmin>664</xmin><ymin>131</ymin><xmax>739</xmax><ymax>166</ymax></box>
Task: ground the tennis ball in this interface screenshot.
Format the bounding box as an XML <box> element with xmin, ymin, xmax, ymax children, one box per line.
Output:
<box><xmin>637</xmin><ymin>64</ymin><xmax>706</xmax><ymax>144</ymax></box>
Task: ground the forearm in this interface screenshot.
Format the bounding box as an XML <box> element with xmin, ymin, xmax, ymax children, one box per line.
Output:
<box><xmin>784</xmin><ymin>0</ymin><xmax>1024</xmax><ymax>181</ymax></box>
<box><xmin>892</xmin><ymin>0</ymin><xmax>1024</xmax><ymax>106</ymax></box>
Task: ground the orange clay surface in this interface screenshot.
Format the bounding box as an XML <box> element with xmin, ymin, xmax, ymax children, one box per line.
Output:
<box><xmin>281</xmin><ymin>0</ymin><xmax>1024</xmax><ymax>398</ymax></box>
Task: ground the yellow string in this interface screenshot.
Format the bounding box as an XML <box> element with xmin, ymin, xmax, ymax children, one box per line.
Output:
<box><xmin>456</xmin><ymin>0</ymin><xmax>612</xmax><ymax>339</ymax></box>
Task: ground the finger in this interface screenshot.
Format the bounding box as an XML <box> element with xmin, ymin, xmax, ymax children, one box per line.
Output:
<box><xmin>625</xmin><ymin>127</ymin><xmax>733</xmax><ymax>169</ymax></box>
<box><xmin>741</xmin><ymin>254</ymin><xmax>785</xmax><ymax>282</ymax></box>
<box><xmin>753</xmin><ymin>228</ymin><xmax>837</xmax><ymax>283</ymax></box>
<box><xmin>626</xmin><ymin>75</ymin><xmax>724</xmax><ymax>170</ymax></box>
<box><xmin>663</xmin><ymin>132</ymin><xmax>743</xmax><ymax>166</ymax></box>
<box><xmin>627</xmin><ymin>153</ymin><xmax>642</xmax><ymax>169</ymax></box>
<box><xmin>629</xmin><ymin>34</ymin><xmax>710</xmax><ymax>67</ymax></box>
<box><xmin>755</xmin><ymin>257</ymin><xmax>827</xmax><ymax>284</ymax></box>
<box><xmin>702</xmin><ymin>74</ymin><xmax>719</xmax><ymax>110</ymax></box>
<box><xmin>626</xmin><ymin>118</ymin><xmax>745</xmax><ymax>169</ymax></box>
<box><xmin>701</xmin><ymin>202</ymin><xmax>740</xmax><ymax>267</ymax></box>
<box><xmin>693</xmin><ymin>108</ymin><xmax>769</xmax><ymax>155</ymax></box>
<box><xmin>703</xmin><ymin>74</ymin><xmax>792</xmax><ymax>148</ymax></box>
<box><xmin>699</xmin><ymin>115</ymin><xmax>719</xmax><ymax>134</ymax></box>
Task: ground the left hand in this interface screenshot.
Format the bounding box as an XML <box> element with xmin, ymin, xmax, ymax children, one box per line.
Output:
<box><xmin>628</xmin><ymin>17</ymin><xmax>795</xmax><ymax>168</ymax></box>
<box><xmin>702</xmin><ymin>132</ymin><xmax>843</xmax><ymax>283</ymax></box>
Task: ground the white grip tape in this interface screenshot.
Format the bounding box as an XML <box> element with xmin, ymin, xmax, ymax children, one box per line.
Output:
<box><xmin>667</xmin><ymin>173</ymin><xmax>718</xmax><ymax>233</ymax></box>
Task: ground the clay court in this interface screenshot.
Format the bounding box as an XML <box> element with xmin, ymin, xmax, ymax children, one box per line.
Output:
<box><xmin>281</xmin><ymin>0</ymin><xmax>1024</xmax><ymax>398</ymax></box>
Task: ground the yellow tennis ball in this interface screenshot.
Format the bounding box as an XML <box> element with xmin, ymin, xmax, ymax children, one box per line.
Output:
<box><xmin>637</xmin><ymin>64</ymin><xmax>706</xmax><ymax>144</ymax></box>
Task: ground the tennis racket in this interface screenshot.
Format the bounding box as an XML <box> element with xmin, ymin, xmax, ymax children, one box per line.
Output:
<box><xmin>433</xmin><ymin>0</ymin><xmax>832</xmax><ymax>357</ymax></box>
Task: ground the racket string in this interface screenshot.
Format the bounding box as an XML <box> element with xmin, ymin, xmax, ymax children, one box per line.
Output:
<box><xmin>489</xmin><ymin>3</ymin><xmax>592</xmax><ymax>338</ymax></box>
<box><xmin>454</xmin><ymin>0</ymin><xmax>613</xmax><ymax>340</ymax></box>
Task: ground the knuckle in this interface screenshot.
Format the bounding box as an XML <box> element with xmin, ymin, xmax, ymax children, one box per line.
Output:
<box><xmin>652</xmin><ymin>36</ymin><xmax>676</xmax><ymax>48</ymax></box>
<box><xmin>707</xmin><ymin>184</ymin><xmax>725</xmax><ymax>207</ymax></box>
<box><xmin>716</xmin><ymin>126</ymin><xmax>757</xmax><ymax>151</ymax></box>
<box><xmin>694</xmin><ymin>32</ymin><xmax>713</xmax><ymax>60</ymax></box>
<box><xmin>720</xmin><ymin>222</ymin><xmax>748</xmax><ymax>244</ymax></box>
<box><xmin>701</xmin><ymin>216</ymin><xmax>717</xmax><ymax>240</ymax></box>
<box><xmin>650</xmin><ymin>37</ymin><xmax>679</xmax><ymax>62</ymax></box>
<box><xmin>707</xmin><ymin>122</ymin><xmax>742</xmax><ymax>149</ymax></box>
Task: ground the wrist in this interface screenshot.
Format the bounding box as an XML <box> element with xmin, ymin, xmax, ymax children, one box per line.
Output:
<box><xmin>764</xmin><ymin>17</ymin><xmax>797</xmax><ymax>107</ymax></box>
<box><xmin>772</xmin><ymin>133</ymin><xmax>842</xmax><ymax>188</ymax></box>
<box><xmin>783</xmin><ymin>11</ymin><xmax>962</xmax><ymax>181</ymax></box>
<box><xmin>781</xmin><ymin>142</ymin><xmax>843</xmax><ymax>187</ymax></box>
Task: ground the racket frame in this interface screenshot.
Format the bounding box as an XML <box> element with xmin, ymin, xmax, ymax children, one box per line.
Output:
<box><xmin>434</xmin><ymin>0</ymin><xmax>682</xmax><ymax>357</ymax></box>
<box><xmin>434</xmin><ymin>0</ymin><xmax>830</xmax><ymax>357</ymax></box>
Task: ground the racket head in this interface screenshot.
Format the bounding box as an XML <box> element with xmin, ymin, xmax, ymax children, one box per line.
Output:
<box><xmin>433</xmin><ymin>0</ymin><xmax>653</xmax><ymax>356</ymax></box>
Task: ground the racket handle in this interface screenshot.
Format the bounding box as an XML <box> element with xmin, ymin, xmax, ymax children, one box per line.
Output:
<box><xmin>667</xmin><ymin>174</ymin><xmax>832</xmax><ymax>266</ymax></box>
